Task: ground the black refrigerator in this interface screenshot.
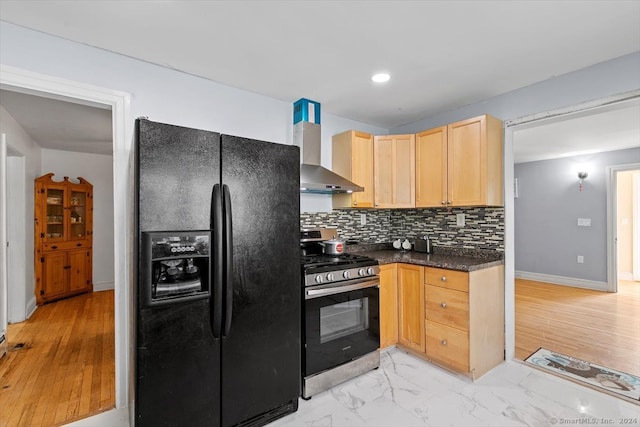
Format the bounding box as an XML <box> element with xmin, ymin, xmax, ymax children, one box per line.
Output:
<box><xmin>135</xmin><ymin>119</ymin><xmax>301</xmax><ymax>427</ymax></box>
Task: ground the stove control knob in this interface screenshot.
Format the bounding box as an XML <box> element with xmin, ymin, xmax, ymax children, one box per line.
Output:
<box><xmin>367</xmin><ymin>267</ymin><xmax>374</xmax><ymax>275</ymax></box>
<box><xmin>343</xmin><ymin>270</ymin><xmax>351</xmax><ymax>279</ymax></box>
<box><xmin>315</xmin><ymin>275</ymin><xmax>323</xmax><ymax>284</ymax></box>
<box><xmin>326</xmin><ymin>273</ymin><xmax>335</xmax><ymax>281</ymax></box>
<box><xmin>358</xmin><ymin>268</ymin><xmax>365</xmax><ymax>277</ymax></box>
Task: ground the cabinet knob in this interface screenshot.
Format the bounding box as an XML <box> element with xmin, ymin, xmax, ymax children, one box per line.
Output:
<box><xmin>446</xmin><ymin>200</ymin><xmax>451</xmax><ymax>205</ymax></box>
<box><xmin>440</xmin><ymin>302</ymin><xmax>447</xmax><ymax>308</ymax></box>
<box><xmin>441</xmin><ymin>200</ymin><xmax>446</xmax><ymax>205</ymax></box>
<box><xmin>441</xmin><ymin>339</ymin><xmax>447</xmax><ymax>346</ymax></box>
<box><xmin>353</xmin><ymin>201</ymin><xmax>357</xmax><ymax>206</ymax></box>
<box><xmin>441</xmin><ymin>276</ymin><xmax>447</xmax><ymax>282</ymax></box>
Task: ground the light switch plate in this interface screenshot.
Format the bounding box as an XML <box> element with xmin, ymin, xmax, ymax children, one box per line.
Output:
<box><xmin>456</xmin><ymin>213</ymin><xmax>465</xmax><ymax>227</ymax></box>
<box><xmin>577</xmin><ymin>218</ymin><xmax>591</xmax><ymax>227</ymax></box>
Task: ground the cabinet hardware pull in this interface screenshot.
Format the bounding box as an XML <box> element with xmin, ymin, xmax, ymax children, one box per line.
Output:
<box><xmin>446</xmin><ymin>200</ymin><xmax>451</xmax><ymax>205</ymax></box>
<box><xmin>441</xmin><ymin>276</ymin><xmax>446</xmax><ymax>282</ymax></box>
<box><xmin>76</xmin><ymin>243</ymin><xmax>82</xmax><ymax>247</ymax></box>
<box><xmin>440</xmin><ymin>302</ymin><xmax>447</xmax><ymax>308</ymax></box>
<box><xmin>441</xmin><ymin>339</ymin><xmax>447</xmax><ymax>346</ymax></box>
<box><xmin>353</xmin><ymin>201</ymin><xmax>357</xmax><ymax>206</ymax></box>
<box><xmin>51</xmin><ymin>245</ymin><xmax>58</xmax><ymax>249</ymax></box>
<box><xmin>441</xmin><ymin>200</ymin><xmax>446</xmax><ymax>205</ymax></box>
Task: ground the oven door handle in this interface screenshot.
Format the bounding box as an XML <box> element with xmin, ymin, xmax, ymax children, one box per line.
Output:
<box><xmin>305</xmin><ymin>278</ymin><xmax>379</xmax><ymax>299</ymax></box>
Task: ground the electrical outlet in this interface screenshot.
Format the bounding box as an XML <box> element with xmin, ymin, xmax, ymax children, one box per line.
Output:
<box><xmin>456</xmin><ymin>213</ymin><xmax>465</xmax><ymax>227</ymax></box>
<box><xmin>577</xmin><ymin>255</ymin><xmax>584</xmax><ymax>264</ymax></box>
<box><xmin>360</xmin><ymin>213</ymin><xmax>366</xmax><ymax>226</ymax></box>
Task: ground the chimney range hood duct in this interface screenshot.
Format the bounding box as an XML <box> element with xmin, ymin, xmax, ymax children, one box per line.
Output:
<box><xmin>295</xmin><ymin>122</ymin><xmax>364</xmax><ymax>194</ymax></box>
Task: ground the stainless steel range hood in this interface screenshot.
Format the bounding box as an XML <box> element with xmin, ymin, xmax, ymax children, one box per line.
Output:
<box><xmin>294</xmin><ymin>122</ymin><xmax>364</xmax><ymax>194</ymax></box>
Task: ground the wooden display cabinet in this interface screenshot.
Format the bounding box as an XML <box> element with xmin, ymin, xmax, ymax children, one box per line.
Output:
<box><xmin>35</xmin><ymin>173</ymin><xmax>93</xmax><ymax>304</ymax></box>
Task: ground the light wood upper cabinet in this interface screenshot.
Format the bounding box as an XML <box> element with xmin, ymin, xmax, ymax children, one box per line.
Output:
<box><xmin>415</xmin><ymin>126</ymin><xmax>447</xmax><ymax>207</ymax></box>
<box><xmin>416</xmin><ymin>114</ymin><xmax>503</xmax><ymax>208</ymax></box>
<box><xmin>379</xmin><ymin>263</ymin><xmax>398</xmax><ymax>349</ymax></box>
<box><xmin>397</xmin><ymin>263</ymin><xmax>425</xmax><ymax>353</ymax></box>
<box><xmin>332</xmin><ymin>130</ymin><xmax>374</xmax><ymax>208</ymax></box>
<box><xmin>374</xmin><ymin>134</ymin><xmax>415</xmax><ymax>208</ymax></box>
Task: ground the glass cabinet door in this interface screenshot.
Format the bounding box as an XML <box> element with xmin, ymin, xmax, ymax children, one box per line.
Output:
<box><xmin>45</xmin><ymin>188</ymin><xmax>65</xmax><ymax>240</ymax></box>
<box><xmin>69</xmin><ymin>190</ymin><xmax>87</xmax><ymax>239</ymax></box>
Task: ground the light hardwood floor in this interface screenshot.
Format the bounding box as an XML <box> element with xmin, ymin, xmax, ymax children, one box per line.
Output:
<box><xmin>0</xmin><ymin>290</ymin><xmax>115</xmax><ymax>427</ymax></box>
<box><xmin>515</xmin><ymin>279</ymin><xmax>640</xmax><ymax>376</ymax></box>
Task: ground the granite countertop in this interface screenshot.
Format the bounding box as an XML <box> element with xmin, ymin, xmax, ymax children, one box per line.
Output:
<box><xmin>346</xmin><ymin>243</ymin><xmax>504</xmax><ymax>272</ymax></box>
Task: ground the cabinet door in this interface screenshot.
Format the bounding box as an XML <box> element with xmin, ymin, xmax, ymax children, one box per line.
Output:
<box><xmin>68</xmin><ymin>249</ymin><xmax>91</xmax><ymax>292</ymax></box>
<box><xmin>42</xmin><ymin>251</ymin><xmax>68</xmax><ymax>300</ymax></box>
<box><xmin>43</xmin><ymin>185</ymin><xmax>66</xmax><ymax>241</ymax></box>
<box><xmin>351</xmin><ymin>132</ymin><xmax>375</xmax><ymax>208</ymax></box>
<box><xmin>332</xmin><ymin>131</ymin><xmax>374</xmax><ymax>208</ymax></box>
<box><xmin>416</xmin><ymin>126</ymin><xmax>447</xmax><ymax>208</ymax></box>
<box><xmin>447</xmin><ymin>116</ymin><xmax>487</xmax><ymax>206</ymax></box>
<box><xmin>374</xmin><ymin>134</ymin><xmax>415</xmax><ymax>208</ymax></box>
<box><xmin>68</xmin><ymin>189</ymin><xmax>89</xmax><ymax>241</ymax></box>
<box><xmin>379</xmin><ymin>263</ymin><xmax>398</xmax><ymax>349</ymax></box>
<box><xmin>397</xmin><ymin>264</ymin><xmax>425</xmax><ymax>353</ymax></box>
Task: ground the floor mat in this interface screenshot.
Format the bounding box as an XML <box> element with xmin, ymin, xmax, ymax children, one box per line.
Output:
<box><xmin>525</xmin><ymin>347</ymin><xmax>640</xmax><ymax>402</ymax></box>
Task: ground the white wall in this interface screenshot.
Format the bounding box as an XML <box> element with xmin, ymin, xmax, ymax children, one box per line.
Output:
<box><xmin>0</xmin><ymin>105</ymin><xmax>41</xmax><ymax>321</ymax></box>
<box><xmin>40</xmin><ymin>149</ymin><xmax>115</xmax><ymax>290</ymax></box>
<box><xmin>0</xmin><ymin>21</ymin><xmax>386</xmax><ymax>214</ymax></box>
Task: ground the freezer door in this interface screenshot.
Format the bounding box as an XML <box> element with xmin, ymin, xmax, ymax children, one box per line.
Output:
<box><xmin>220</xmin><ymin>135</ymin><xmax>301</xmax><ymax>426</ymax></box>
<box><xmin>136</xmin><ymin>119</ymin><xmax>222</xmax><ymax>426</ymax></box>
<box><xmin>136</xmin><ymin>119</ymin><xmax>221</xmax><ymax>232</ymax></box>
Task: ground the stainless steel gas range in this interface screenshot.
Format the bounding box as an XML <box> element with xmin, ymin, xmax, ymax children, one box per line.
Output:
<box><xmin>300</xmin><ymin>228</ymin><xmax>380</xmax><ymax>399</ymax></box>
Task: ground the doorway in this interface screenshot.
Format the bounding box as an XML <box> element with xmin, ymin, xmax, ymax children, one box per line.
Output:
<box><xmin>0</xmin><ymin>65</ymin><xmax>132</xmax><ymax>423</ymax></box>
<box><xmin>507</xmin><ymin>94</ymin><xmax>640</xmax><ymax>374</ymax></box>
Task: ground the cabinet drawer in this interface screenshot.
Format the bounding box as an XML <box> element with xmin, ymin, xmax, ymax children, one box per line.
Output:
<box><xmin>43</xmin><ymin>240</ymin><xmax>90</xmax><ymax>251</ymax></box>
<box><xmin>425</xmin><ymin>285</ymin><xmax>469</xmax><ymax>331</ymax></box>
<box><xmin>425</xmin><ymin>267</ymin><xmax>468</xmax><ymax>292</ymax></box>
<box><xmin>426</xmin><ymin>320</ymin><xmax>469</xmax><ymax>372</ymax></box>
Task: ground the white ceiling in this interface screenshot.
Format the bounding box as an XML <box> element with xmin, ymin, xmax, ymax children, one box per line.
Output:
<box><xmin>0</xmin><ymin>1</ymin><xmax>639</xmax><ymax>158</ymax></box>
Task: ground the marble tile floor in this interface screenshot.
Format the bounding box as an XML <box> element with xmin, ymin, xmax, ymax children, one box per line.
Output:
<box><xmin>270</xmin><ymin>348</ymin><xmax>639</xmax><ymax>427</ymax></box>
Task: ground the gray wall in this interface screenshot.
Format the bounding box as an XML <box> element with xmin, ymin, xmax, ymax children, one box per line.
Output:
<box><xmin>514</xmin><ymin>148</ymin><xmax>640</xmax><ymax>283</ymax></box>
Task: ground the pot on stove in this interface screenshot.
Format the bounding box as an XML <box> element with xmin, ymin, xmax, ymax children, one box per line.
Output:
<box><xmin>320</xmin><ymin>237</ymin><xmax>345</xmax><ymax>255</ymax></box>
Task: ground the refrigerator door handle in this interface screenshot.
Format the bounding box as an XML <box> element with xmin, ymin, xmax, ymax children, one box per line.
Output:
<box><xmin>211</xmin><ymin>184</ymin><xmax>223</xmax><ymax>339</ymax></box>
<box><xmin>222</xmin><ymin>184</ymin><xmax>234</xmax><ymax>337</ymax></box>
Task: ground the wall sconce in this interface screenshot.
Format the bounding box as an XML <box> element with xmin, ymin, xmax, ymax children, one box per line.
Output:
<box><xmin>578</xmin><ymin>171</ymin><xmax>588</xmax><ymax>191</ymax></box>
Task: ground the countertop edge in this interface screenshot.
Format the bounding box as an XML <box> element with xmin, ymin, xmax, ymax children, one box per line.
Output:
<box><xmin>356</xmin><ymin>250</ymin><xmax>504</xmax><ymax>272</ymax></box>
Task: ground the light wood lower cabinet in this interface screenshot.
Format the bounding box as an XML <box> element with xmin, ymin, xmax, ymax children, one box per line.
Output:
<box><xmin>424</xmin><ymin>265</ymin><xmax>504</xmax><ymax>379</ymax></box>
<box><xmin>379</xmin><ymin>263</ymin><xmax>398</xmax><ymax>349</ymax></box>
<box><xmin>397</xmin><ymin>264</ymin><xmax>425</xmax><ymax>353</ymax></box>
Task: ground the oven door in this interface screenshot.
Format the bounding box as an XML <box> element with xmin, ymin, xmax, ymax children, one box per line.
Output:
<box><xmin>304</xmin><ymin>278</ymin><xmax>380</xmax><ymax>377</ymax></box>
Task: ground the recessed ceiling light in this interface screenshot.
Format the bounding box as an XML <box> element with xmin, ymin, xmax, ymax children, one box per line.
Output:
<box><xmin>371</xmin><ymin>73</ymin><xmax>390</xmax><ymax>83</ymax></box>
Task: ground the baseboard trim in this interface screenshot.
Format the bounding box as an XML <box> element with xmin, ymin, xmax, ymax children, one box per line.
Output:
<box><xmin>26</xmin><ymin>297</ymin><xmax>37</xmax><ymax>319</ymax></box>
<box><xmin>618</xmin><ymin>272</ymin><xmax>633</xmax><ymax>281</ymax></box>
<box><xmin>94</xmin><ymin>282</ymin><xmax>115</xmax><ymax>291</ymax></box>
<box><xmin>515</xmin><ymin>271</ymin><xmax>608</xmax><ymax>291</ymax></box>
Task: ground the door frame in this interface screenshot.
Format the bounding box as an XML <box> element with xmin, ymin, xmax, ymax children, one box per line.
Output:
<box><xmin>0</xmin><ymin>64</ymin><xmax>132</xmax><ymax>411</ymax></box>
<box><xmin>1</xmin><ymin>134</ymin><xmax>7</xmax><ymax>358</ymax></box>
<box><xmin>503</xmin><ymin>89</ymin><xmax>640</xmax><ymax>361</ymax></box>
<box><xmin>607</xmin><ymin>164</ymin><xmax>640</xmax><ymax>291</ymax></box>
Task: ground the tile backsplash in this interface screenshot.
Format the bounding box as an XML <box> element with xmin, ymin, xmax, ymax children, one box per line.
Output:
<box><xmin>300</xmin><ymin>207</ymin><xmax>504</xmax><ymax>252</ymax></box>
